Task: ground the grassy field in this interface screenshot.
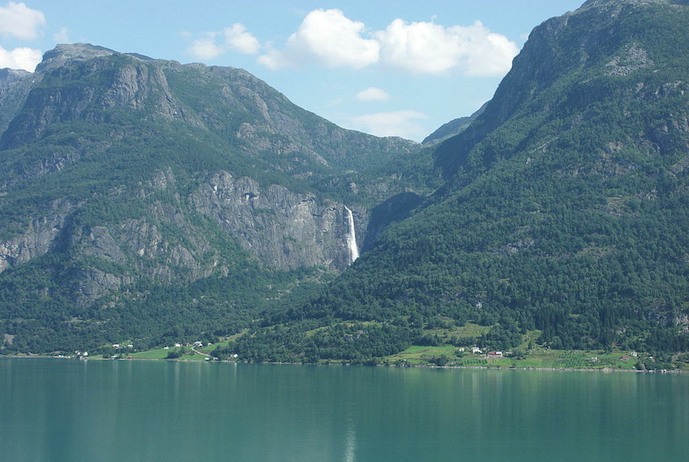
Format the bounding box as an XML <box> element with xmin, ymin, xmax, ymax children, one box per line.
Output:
<box><xmin>129</xmin><ymin>348</ymin><xmax>171</xmax><ymax>360</ymax></box>
<box><xmin>379</xmin><ymin>326</ymin><xmax>679</xmax><ymax>370</ymax></box>
<box><xmin>386</xmin><ymin>345</ymin><xmax>459</xmax><ymax>365</ymax></box>
<box><xmin>129</xmin><ymin>347</ymin><xmax>209</xmax><ymax>361</ymax></box>
<box><xmin>383</xmin><ymin>344</ymin><xmax>667</xmax><ymax>371</ymax></box>
<box><xmin>129</xmin><ymin>342</ymin><xmax>215</xmax><ymax>361</ymax></box>
<box><xmin>126</xmin><ymin>332</ymin><xmax>244</xmax><ymax>361</ymax></box>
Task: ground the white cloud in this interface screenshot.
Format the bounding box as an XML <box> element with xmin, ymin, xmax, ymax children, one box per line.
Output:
<box><xmin>187</xmin><ymin>23</ymin><xmax>260</xmax><ymax>60</ymax></box>
<box><xmin>0</xmin><ymin>1</ymin><xmax>46</xmax><ymax>40</ymax></box>
<box><xmin>257</xmin><ymin>44</ymin><xmax>289</xmax><ymax>70</ymax></box>
<box><xmin>260</xmin><ymin>9</ymin><xmax>379</xmax><ymax>70</ymax></box>
<box><xmin>0</xmin><ymin>44</ymin><xmax>41</xmax><ymax>71</ymax></box>
<box><xmin>462</xmin><ymin>23</ymin><xmax>521</xmax><ymax>76</ymax></box>
<box><xmin>257</xmin><ymin>10</ymin><xmax>518</xmax><ymax>77</ymax></box>
<box><xmin>54</xmin><ymin>26</ymin><xmax>70</xmax><ymax>43</ymax></box>
<box><xmin>223</xmin><ymin>23</ymin><xmax>260</xmax><ymax>54</ymax></box>
<box><xmin>356</xmin><ymin>87</ymin><xmax>390</xmax><ymax>102</ymax></box>
<box><xmin>376</xmin><ymin>20</ymin><xmax>518</xmax><ymax>76</ymax></box>
<box><xmin>348</xmin><ymin>110</ymin><xmax>427</xmax><ymax>139</ymax></box>
<box><xmin>188</xmin><ymin>34</ymin><xmax>223</xmax><ymax>60</ymax></box>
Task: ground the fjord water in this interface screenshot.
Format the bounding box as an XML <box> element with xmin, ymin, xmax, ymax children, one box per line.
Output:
<box><xmin>1</xmin><ymin>359</ymin><xmax>688</xmax><ymax>462</ymax></box>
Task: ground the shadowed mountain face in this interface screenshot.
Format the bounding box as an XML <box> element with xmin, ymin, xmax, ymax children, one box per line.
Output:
<box><xmin>0</xmin><ymin>44</ymin><xmax>432</xmax><ymax>352</ymax></box>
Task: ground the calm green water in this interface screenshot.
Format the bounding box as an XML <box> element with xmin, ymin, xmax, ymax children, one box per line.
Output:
<box><xmin>1</xmin><ymin>359</ymin><xmax>688</xmax><ymax>462</ymax></box>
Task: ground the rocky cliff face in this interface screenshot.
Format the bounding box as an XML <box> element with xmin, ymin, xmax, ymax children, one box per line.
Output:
<box><xmin>0</xmin><ymin>198</ymin><xmax>75</xmax><ymax>273</ymax></box>
<box><xmin>193</xmin><ymin>172</ymin><xmax>361</xmax><ymax>270</ymax></box>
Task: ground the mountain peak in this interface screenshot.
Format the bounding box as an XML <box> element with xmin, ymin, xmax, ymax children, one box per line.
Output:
<box><xmin>581</xmin><ymin>0</ymin><xmax>676</xmax><ymax>7</ymax></box>
<box><xmin>36</xmin><ymin>43</ymin><xmax>117</xmax><ymax>72</ymax></box>
<box><xmin>0</xmin><ymin>68</ymin><xmax>30</xmax><ymax>78</ymax></box>
<box><xmin>575</xmin><ymin>0</ymin><xmax>688</xmax><ymax>15</ymax></box>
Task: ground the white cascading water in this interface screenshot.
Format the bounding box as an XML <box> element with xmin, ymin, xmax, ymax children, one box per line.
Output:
<box><xmin>344</xmin><ymin>206</ymin><xmax>359</xmax><ymax>264</ymax></box>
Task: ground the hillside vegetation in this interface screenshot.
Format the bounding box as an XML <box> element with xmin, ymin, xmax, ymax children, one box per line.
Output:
<box><xmin>226</xmin><ymin>0</ymin><xmax>689</xmax><ymax>365</ymax></box>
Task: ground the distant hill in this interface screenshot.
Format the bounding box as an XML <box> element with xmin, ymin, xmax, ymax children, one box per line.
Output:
<box><xmin>421</xmin><ymin>103</ymin><xmax>486</xmax><ymax>146</ymax></box>
<box><xmin>231</xmin><ymin>0</ymin><xmax>689</xmax><ymax>363</ymax></box>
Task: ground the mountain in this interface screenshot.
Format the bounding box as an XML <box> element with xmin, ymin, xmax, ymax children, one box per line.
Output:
<box><xmin>0</xmin><ymin>68</ymin><xmax>32</xmax><ymax>136</ymax></box>
<box><xmin>0</xmin><ymin>44</ymin><xmax>433</xmax><ymax>353</ymax></box>
<box><xmin>421</xmin><ymin>103</ymin><xmax>486</xmax><ymax>146</ymax></box>
<box><xmin>6</xmin><ymin>0</ymin><xmax>689</xmax><ymax>363</ymax></box>
<box><xmin>230</xmin><ymin>0</ymin><xmax>689</xmax><ymax>363</ymax></box>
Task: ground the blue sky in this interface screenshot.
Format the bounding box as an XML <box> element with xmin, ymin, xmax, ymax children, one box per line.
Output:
<box><xmin>1</xmin><ymin>1</ymin><xmax>583</xmax><ymax>141</ymax></box>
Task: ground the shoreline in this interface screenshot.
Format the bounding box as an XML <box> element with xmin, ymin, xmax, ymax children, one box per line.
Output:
<box><xmin>2</xmin><ymin>353</ymin><xmax>686</xmax><ymax>374</ymax></box>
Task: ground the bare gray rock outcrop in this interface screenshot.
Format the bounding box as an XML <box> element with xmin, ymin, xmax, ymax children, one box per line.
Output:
<box><xmin>193</xmin><ymin>172</ymin><xmax>360</xmax><ymax>270</ymax></box>
<box><xmin>0</xmin><ymin>198</ymin><xmax>75</xmax><ymax>273</ymax></box>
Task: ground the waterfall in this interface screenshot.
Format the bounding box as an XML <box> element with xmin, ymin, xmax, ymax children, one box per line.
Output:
<box><xmin>344</xmin><ymin>206</ymin><xmax>359</xmax><ymax>264</ymax></box>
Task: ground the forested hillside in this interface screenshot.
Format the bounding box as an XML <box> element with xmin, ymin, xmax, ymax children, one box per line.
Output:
<box><xmin>228</xmin><ymin>0</ymin><xmax>689</xmax><ymax>363</ymax></box>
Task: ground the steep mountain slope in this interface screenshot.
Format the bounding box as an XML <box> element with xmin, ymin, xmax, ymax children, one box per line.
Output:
<box><xmin>234</xmin><ymin>0</ymin><xmax>689</xmax><ymax>362</ymax></box>
<box><xmin>0</xmin><ymin>44</ymin><xmax>431</xmax><ymax>353</ymax></box>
